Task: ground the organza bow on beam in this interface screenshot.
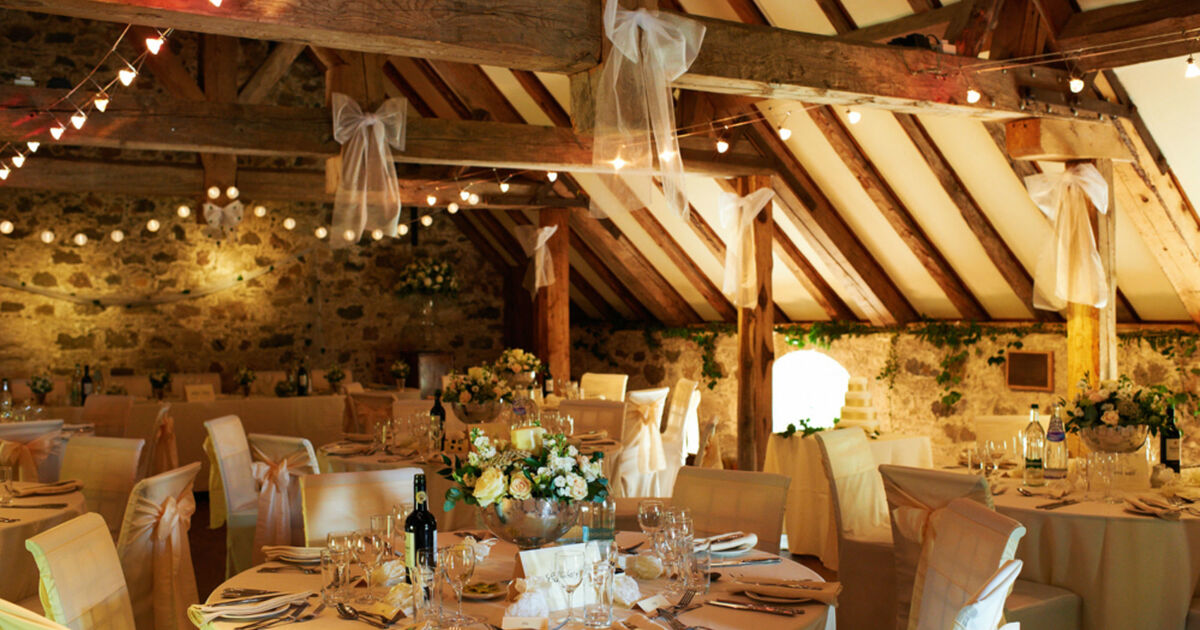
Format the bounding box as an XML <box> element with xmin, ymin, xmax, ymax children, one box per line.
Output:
<box><xmin>1025</xmin><ymin>163</ymin><xmax>1110</xmax><ymax>311</ymax></box>
<box><xmin>593</xmin><ymin>0</ymin><xmax>705</xmax><ymax>218</ymax></box>
<box><xmin>330</xmin><ymin>93</ymin><xmax>408</xmax><ymax>247</ymax></box>
<box><xmin>720</xmin><ymin>188</ymin><xmax>774</xmax><ymax>308</ymax></box>
<box><xmin>514</xmin><ymin>225</ymin><xmax>559</xmax><ymax>294</ymax></box>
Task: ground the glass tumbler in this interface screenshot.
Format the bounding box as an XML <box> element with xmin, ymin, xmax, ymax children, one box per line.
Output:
<box><xmin>583</xmin><ymin>562</ymin><xmax>614</xmax><ymax>628</ymax></box>
<box><xmin>320</xmin><ymin>549</ymin><xmax>347</xmax><ymax>605</ymax></box>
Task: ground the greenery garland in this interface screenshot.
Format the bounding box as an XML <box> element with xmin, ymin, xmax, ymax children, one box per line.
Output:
<box><xmin>1118</xmin><ymin>328</ymin><xmax>1200</xmax><ymax>416</ymax></box>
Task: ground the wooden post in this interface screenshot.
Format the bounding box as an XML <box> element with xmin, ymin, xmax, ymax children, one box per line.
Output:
<box><xmin>1064</xmin><ymin>159</ymin><xmax>1115</xmax><ymax>400</ymax></box>
<box><xmin>736</xmin><ymin>175</ymin><xmax>774</xmax><ymax>470</ymax></box>
<box><xmin>534</xmin><ymin>208</ymin><xmax>570</xmax><ymax>383</ymax></box>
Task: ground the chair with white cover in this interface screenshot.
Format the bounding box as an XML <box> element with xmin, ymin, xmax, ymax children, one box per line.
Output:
<box><xmin>25</xmin><ymin>513</ymin><xmax>136</xmax><ymax>630</ymax></box>
<box><xmin>247</xmin><ymin>434</ymin><xmax>319</xmax><ymax>562</ymax></box>
<box><xmin>694</xmin><ymin>419</ymin><xmax>722</xmax><ymax>469</ymax></box>
<box><xmin>346</xmin><ymin>393</ymin><xmax>394</xmax><ymax>434</ymax></box>
<box><xmin>80</xmin><ymin>395</ymin><xmax>134</xmax><ymax>438</ymax></box>
<box><xmin>115</xmin><ymin>462</ymin><xmax>200</xmax><ymax>630</ymax></box>
<box><xmin>814</xmin><ymin>428</ymin><xmax>896</xmax><ymax>630</ymax></box>
<box><xmin>659</xmin><ymin>379</ymin><xmax>698</xmax><ymax>495</ymax></box>
<box><xmin>0</xmin><ymin>420</ymin><xmax>66</xmax><ymax>482</ymax></box>
<box><xmin>59</xmin><ymin>436</ymin><xmax>144</xmax><ymax>538</ymax></box>
<box><xmin>579</xmin><ymin>373</ymin><xmax>629</xmax><ymax>402</ymax></box>
<box><xmin>0</xmin><ymin>596</ymin><xmax>71</xmax><ymax>630</ymax></box>
<box><xmin>617</xmin><ymin>388</ymin><xmax>669</xmax><ymax>498</ymax></box>
<box><xmin>557</xmin><ymin>400</ymin><xmax>626</xmax><ymax>439</ymax></box>
<box><xmin>881</xmin><ymin>465</ymin><xmax>1080</xmax><ymax>630</ymax></box>
<box><xmin>954</xmin><ymin>560</ymin><xmax>1024</xmax><ymax>630</ymax></box>
<box><xmin>299</xmin><ymin>468</ymin><xmax>421</xmax><ymax>545</ymax></box>
<box><xmin>202</xmin><ymin>415</ymin><xmax>257</xmax><ymax>577</ymax></box>
<box><xmin>673</xmin><ymin>467</ymin><xmax>789</xmax><ymax>552</ymax></box>
<box><xmin>137</xmin><ymin>405</ymin><xmax>177</xmax><ymax>481</ymax></box>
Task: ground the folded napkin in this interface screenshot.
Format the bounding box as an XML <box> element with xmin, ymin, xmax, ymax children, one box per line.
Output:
<box><xmin>505</xmin><ymin>577</ymin><xmax>552</xmax><ymax>618</ymax></box>
<box><xmin>187</xmin><ymin>591</ymin><xmax>314</xmax><ymax>625</ymax></box>
<box><xmin>1124</xmin><ymin>492</ymin><xmax>1182</xmax><ymax>520</ymax></box>
<box><xmin>621</xmin><ymin>554</ymin><xmax>665</xmax><ymax>580</ymax></box>
<box><xmin>370</xmin><ymin>559</ymin><xmax>410</xmax><ymax>588</ymax></box>
<box><xmin>612</xmin><ymin>573</ymin><xmax>641</xmax><ymax>608</ymax></box>
<box><xmin>696</xmin><ymin>531</ymin><xmax>757</xmax><ymax>552</ymax></box>
<box><xmin>262</xmin><ymin>546</ymin><xmax>322</xmax><ymax>563</ymax></box>
<box><xmin>1005</xmin><ymin>479</ymin><xmax>1073</xmax><ymax>499</ymax></box>
<box><xmin>732</xmin><ymin>578</ymin><xmax>842</xmax><ymax>606</ymax></box>
<box><xmin>362</xmin><ymin>581</ymin><xmax>415</xmax><ymax>619</ymax></box>
<box><xmin>324</xmin><ymin>443</ymin><xmax>372</xmax><ymax>456</ymax></box>
<box><xmin>543</xmin><ymin>394</ymin><xmax>563</xmax><ymax>408</ymax></box>
<box><xmin>342</xmin><ymin>433</ymin><xmax>374</xmax><ymax>443</ymax></box>
<box><xmin>12</xmin><ymin>480</ymin><xmax>82</xmax><ymax>497</ymax></box>
<box><xmin>460</xmin><ymin>535</ymin><xmax>497</xmax><ymax>562</ymax></box>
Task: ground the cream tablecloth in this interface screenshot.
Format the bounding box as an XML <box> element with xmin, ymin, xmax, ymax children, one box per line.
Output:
<box><xmin>763</xmin><ymin>432</ymin><xmax>933</xmax><ymax>566</ymax></box>
<box><xmin>0</xmin><ymin>482</ymin><xmax>87</xmax><ymax>602</ymax></box>
<box><xmin>199</xmin><ymin>530</ymin><xmax>833</xmax><ymax>630</ymax></box>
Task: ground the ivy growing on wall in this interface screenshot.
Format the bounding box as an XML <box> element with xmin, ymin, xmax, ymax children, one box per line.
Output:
<box><xmin>647</xmin><ymin>323</ymin><xmax>735</xmax><ymax>390</ymax></box>
<box><xmin>1118</xmin><ymin>328</ymin><xmax>1200</xmax><ymax>415</ymax></box>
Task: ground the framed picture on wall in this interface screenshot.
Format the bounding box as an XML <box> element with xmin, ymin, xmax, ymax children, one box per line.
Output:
<box><xmin>1006</xmin><ymin>351</ymin><xmax>1054</xmax><ymax>392</ymax></box>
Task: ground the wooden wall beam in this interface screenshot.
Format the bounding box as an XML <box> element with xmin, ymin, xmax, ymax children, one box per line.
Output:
<box><xmin>735</xmin><ymin>174</ymin><xmax>774</xmax><ymax>471</ymax></box>
<box><xmin>200</xmin><ymin>33</ymin><xmax>240</xmax><ymax>210</ymax></box>
<box><xmin>131</xmin><ymin>25</ymin><xmax>205</xmax><ymax>100</ymax></box>
<box><xmin>534</xmin><ymin>209</ymin><xmax>571</xmax><ymax>382</ymax></box>
<box><xmin>238</xmin><ymin>42</ymin><xmax>305</xmax><ymax>104</ymax></box>
<box><xmin>1006</xmin><ymin>118</ymin><xmax>1134</xmax><ymax>162</ymax></box>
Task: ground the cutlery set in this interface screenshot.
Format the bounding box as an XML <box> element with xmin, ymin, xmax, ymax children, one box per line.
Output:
<box><xmin>0</xmin><ymin>503</ymin><xmax>68</xmax><ymax>509</ymax></box>
<box><xmin>710</xmin><ymin>557</ymin><xmax>781</xmax><ymax>568</ymax></box>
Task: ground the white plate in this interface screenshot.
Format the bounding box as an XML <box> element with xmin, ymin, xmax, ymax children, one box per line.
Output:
<box><xmin>743</xmin><ymin>590</ymin><xmax>810</xmax><ymax>605</ymax></box>
<box><xmin>461</xmin><ymin>582</ymin><xmax>507</xmax><ymax>601</ymax></box>
<box><xmin>710</xmin><ymin>544</ymin><xmax>754</xmax><ymax>558</ymax></box>
<box><xmin>218</xmin><ymin>605</ymin><xmax>292</xmax><ymax>620</ymax></box>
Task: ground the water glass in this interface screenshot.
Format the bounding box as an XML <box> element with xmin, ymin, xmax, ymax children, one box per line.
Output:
<box><xmin>320</xmin><ymin>549</ymin><xmax>348</xmax><ymax>605</ymax></box>
<box><xmin>583</xmin><ymin>562</ymin><xmax>614</xmax><ymax>628</ymax></box>
<box><xmin>0</xmin><ymin>466</ymin><xmax>12</xmax><ymax>506</ymax></box>
<box><xmin>411</xmin><ymin>549</ymin><xmax>439</xmax><ymax>623</ymax></box>
<box><xmin>688</xmin><ymin>541</ymin><xmax>711</xmax><ymax>594</ymax></box>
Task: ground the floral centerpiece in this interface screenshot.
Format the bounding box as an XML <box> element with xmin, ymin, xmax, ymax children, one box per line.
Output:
<box><xmin>235</xmin><ymin>367</ymin><xmax>256</xmax><ymax>396</ymax></box>
<box><xmin>493</xmin><ymin>348</ymin><xmax>543</xmax><ymax>388</ymax></box>
<box><xmin>325</xmin><ymin>365</ymin><xmax>346</xmax><ymax>391</ymax></box>
<box><xmin>443</xmin><ymin>366</ymin><xmax>513</xmax><ymax>423</ymax></box>
<box><xmin>148</xmin><ymin>370</ymin><xmax>171</xmax><ymax>400</ymax></box>
<box><xmin>395</xmin><ymin>258</ymin><xmax>459</xmax><ymax>297</ymax></box>
<box><xmin>439</xmin><ymin>428</ymin><xmax>608</xmax><ymax>548</ymax></box>
<box><xmin>27</xmin><ymin>375</ymin><xmax>52</xmax><ymax>404</ymax></box>
<box><xmin>274</xmin><ymin>378</ymin><xmax>296</xmax><ymax>398</ymax></box>
<box><xmin>390</xmin><ymin>360</ymin><xmax>410</xmax><ymax>388</ymax></box>
<box><xmin>1060</xmin><ymin>376</ymin><xmax>1170</xmax><ymax>453</ymax></box>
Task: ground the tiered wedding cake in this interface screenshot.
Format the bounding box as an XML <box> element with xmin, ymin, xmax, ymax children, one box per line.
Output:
<box><xmin>839</xmin><ymin>376</ymin><xmax>881</xmax><ymax>434</ymax></box>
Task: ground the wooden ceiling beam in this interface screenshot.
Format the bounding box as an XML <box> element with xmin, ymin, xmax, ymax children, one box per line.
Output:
<box><xmin>503</xmin><ymin>210</ymin><xmax>621</xmax><ymax>322</ymax></box>
<box><xmin>200</xmin><ymin>33</ymin><xmax>240</xmax><ymax>209</ymax></box>
<box><xmin>627</xmin><ymin>207</ymin><xmax>738</xmax><ymax>322</ymax></box>
<box><xmin>945</xmin><ymin>0</ymin><xmax>1007</xmax><ymax>58</ymax></box>
<box><xmin>130</xmin><ymin>25</ymin><xmax>205</xmax><ymax>101</ymax></box>
<box><xmin>568</xmin><ymin>231</ymin><xmax>655</xmax><ymax>322</ymax></box>
<box><xmin>1058</xmin><ymin>0</ymin><xmax>1200</xmax><ymax>71</ymax></box>
<box><xmin>238</xmin><ymin>42</ymin><xmax>305</xmax><ymax>104</ymax></box>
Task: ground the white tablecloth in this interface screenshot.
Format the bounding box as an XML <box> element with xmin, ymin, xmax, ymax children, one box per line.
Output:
<box><xmin>763</xmin><ymin>432</ymin><xmax>933</xmax><ymax>566</ymax></box>
<box><xmin>200</xmin><ymin>530</ymin><xmax>834</xmax><ymax>630</ymax></box>
<box><xmin>0</xmin><ymin>482</ymin><xmax>88</xmax><ymax>602</ymax></box>
<box><xmin>994</xmin><ymin>489</ymin><xmax>1200</xmax><ymax>630</ymax></box>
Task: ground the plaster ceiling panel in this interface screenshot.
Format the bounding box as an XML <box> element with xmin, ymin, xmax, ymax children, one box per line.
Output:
<box><xmin>840</xmin><ymin>0</ymin><xmax>930</xmax><ymax>29</ymax></box>
<box><xmin>678</xmin><ymin>0</ymin><xmax>742</xmax><ymax>21</ymax></box>
<box><xmin>755</xmin><ymin>0</ymin><xmax>836</xmax><ymax>34</ymax></box>
<box><xmin>1111</xmin><ymin>192</ymin><xmax>1191</xmax><ymax>321</ymax></box>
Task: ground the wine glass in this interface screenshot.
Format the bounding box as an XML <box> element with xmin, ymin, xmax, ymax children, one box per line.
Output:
<box><xmin>354</xmin><ymin>531</ymin><xmax>385</xmax><ymax>601</ymax></box>
<box><xmin>554</xmin><ymin>550</ymin><xmax>585</xmax><ymax>624</ymax></box>
<box><xmin>0</xmin><ymin>466</ymin><xmax>12</xmax><ymax>506</ymax></box>
<box><xmin>440</xmin><ymin>543</ymin><xmax>476</xmax><ymax>622</ymax></box>
<box><xmin>637</xmin><ymin>499</ymin><xmax>664</xmax><ymax>548</ymax></box>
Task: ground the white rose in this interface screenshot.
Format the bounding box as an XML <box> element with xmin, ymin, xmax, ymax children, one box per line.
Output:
<box><xmin>473</xmin><ymin>467</ymin><xmax>507</xmax><ymax>507</ymax></box>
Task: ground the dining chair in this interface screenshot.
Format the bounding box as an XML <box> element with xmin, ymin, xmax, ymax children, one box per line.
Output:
<box><xmin>202</xmin><ymin>415</ymin><xmax>258</xmax><ymax>577</ymax></box>
<box><xmin>115</xmin><ymin>462</ymin><xmax>201</xmax><ymax>630</ymax></box>
<box><xmin>80</xmin><ymin>395</ymin><xmax>134</xmax><ymax>438</ymax></box>
<box><xmin>0</xmin><ymin>420</ymin><xmax>66</xmax><ymax>482</ymax></box>
<box><xmin>25</xmin><ymin>513</ymin><xmax>137</xmax><ymax>630</ymax></box>
<box><xmin>881</xmin><ymin>465</ymin><xmax>1081</xmax><ymax>630</ymax></box>
<box><xmin>909</xmin><ymin>498</ymin><xmax>1026</xmax><ymax>630</ymax></box>
<box><xmin>659</xmin><ymin>378</ymin><xmax>699</xmax><ymax>494</ymax></box>
<box><xmin>814</xmin><ymin>428</ymin><xmax>896</xmax><ymax>630</ymax></box>
<box><xmin>136</xmin><ymin>404</ymin><xmax>177</xmax><ymax>480</ymax></box>
<box><xmin>673</xmin><ymin>466</ymin><xmax>790</xmax><ymax>552</ymax></box>
<box><xmin>953</xmin><ymin>560</ymin><xmax>1024</xmax><ymax>630</ymax></box>
<box><xmin>347</xmin><ymin>392</ymin><xmax>394</xmax><ymax>434</ymax></box>
<box><xmin>617</xmin><ymin>388</ymin><xmax>670</xmax><ymax>498</ymax></box>
<box><xmin>579</xmin><ymin>373</ymin><xmax>629</xmax><ymax>402</ymax></box>
<box><xmin>557</xmin><ymin>400</ymin><xmax>626</xmax><ymax>439</ymax></box>
<box><xmin>0</xmin><ymin>596</ymin><xmax>71</xmax><ymax>630</ymax></box>
<box><xmin>247</xmin><ymin>433</ymin><xmax>320</xmax><ymax>559</ymax></box>
<box><xmin>59</xmin><ymin>436</ymin><xmax>145</xmax><ymax>539</ymax></box>
<box><xmin>299</xmin><ymin>467</ymin><xmax>422</xmax><ymax>545</ymax></box>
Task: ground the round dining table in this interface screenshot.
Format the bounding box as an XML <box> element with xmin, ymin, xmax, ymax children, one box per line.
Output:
<box><xmin>0</xmin><ymin>482</ymin><xmax>88</xmax><ymax>602</ymax></box>
<box><xmin>201</xmin><ymin>530</ymin><xmax>834</xmax><ymax>630</ymax></box>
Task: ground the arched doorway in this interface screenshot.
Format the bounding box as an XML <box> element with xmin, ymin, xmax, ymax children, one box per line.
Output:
<box><xmin>771</xmin><ymin>350</ymin><xmax>850</xmax><ymax>432</ymax></box>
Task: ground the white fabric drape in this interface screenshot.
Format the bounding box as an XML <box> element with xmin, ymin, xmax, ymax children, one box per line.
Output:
<box><xmin>593</xmin><ymin>0</ymin><xmax>705</xmax><ymax>218</ymax></box>
<box><xmin>123</xmin><ymin>486</ymin><xmax>197</xmax><ymax>630</ymax></box>
<box><xmin>719</xmin><ymin>188</ymin><xmax>774</xmax><ymax>308</ymax></box>
<box><xmin>249</xmin><ymin>446</ymin><xmax>315</xmax><ymax>564</ymax></box>
<box><xmin>1025</xmin><ymin>163</ymin><xmax>1110</xmax><ymax>311</ymax></box>
<box><xmin>514</xmin><ymin>225</ymin><xmax>558</xmax><ymax>291</ymax></box>
<box><xmin>629</xmin><ymin>401</ymin><xmax>666</xmax><ymax>475</ymax></box>
<box><xmin>152</xmin><ymin>409</ymin><xmax>178</xmax><ymax>477</ymax></box>
<box><xmin>330</xmin><ymin>93</ymin><xmax>408</xmax><ymax>247</ymax></box>
<box><xmin>0</xmin><ymin>432</ymin><xmax>62</xmax><ymax>482</ymax></box>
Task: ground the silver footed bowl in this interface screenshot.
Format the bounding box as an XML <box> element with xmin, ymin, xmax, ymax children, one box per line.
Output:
<box><xmin>481</xmin><ymin>498</ymin><xmax>579</xmax><ymax>550</ymax></box>
<box><xmin>449</xmin><ymin>401</ymin><xmax>501</xmax><ymax>424</ymax></box>
<box><xmin>1080</xmin><ymin>424</ymin><xmax>1149</xmax><ymax>454</ymax></box>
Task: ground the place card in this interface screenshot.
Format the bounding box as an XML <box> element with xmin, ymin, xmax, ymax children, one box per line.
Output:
<box><xmin>636</xmin><ymin>594</ymin><xmax>670</xmax><ymax>613</ymax></box>
<box><xmin>500</xmin><ymin>617</ymin><xmax>548</xmax><ymax>630</ymax></box>
<box><xmin>184</xmin><ymin>384</ymin><xmax>216</xmax><ymax>402</ymax></box>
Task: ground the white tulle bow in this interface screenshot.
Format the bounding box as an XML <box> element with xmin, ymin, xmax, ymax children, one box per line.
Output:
<box><xmin>203</xmin><ymin>200</ymin><xmax>243</xmax><ymax>238</ymax></box>
<box><xmin>515</xmin><ymin>225</ymin><xmax>559</xmax><ymax>291</ymax></box>
<box><xmin>331</xmin><ymin>93</ymin><xmax>407</xmax><ymax>247</ymax></box>
<box><xmin>1025</xmin><ymin>163</ymin><xmax>1109</xmax><ymax>311</ymax></box>
<box><xmin>593</xmin><ymin>0</ymin><xmax>705</xmax><ymax>218</ymax></box>
<box><xmin>719</xmin><ymin>188</ymin><xmax>774</xmax><ymax>308</ymax></box>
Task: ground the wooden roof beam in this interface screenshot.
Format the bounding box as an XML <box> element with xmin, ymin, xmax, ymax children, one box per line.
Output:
<box><xmin>1058</xmin><ymin>0</ymin><xmax>1200</xmax><ymax>71</ymax></box>
<box><xmin>238</xmin><ymin>42</ymin><xmax>305</xmax><ymax>104</ymax></box>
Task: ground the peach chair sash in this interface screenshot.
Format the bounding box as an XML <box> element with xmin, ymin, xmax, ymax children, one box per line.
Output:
<box><xmin>151</xmin><ymin>407</ymin><xmax>178</xmax><ymax>477</ymax></box>
<box><xmin>119</xmin><ymin>473</ymin><xmax>198</xmax><ymax>630</ymax></box>
<box><xmin>0</xmin><ymin>596</ymin><xmax>71</xmax><ymax>630</ymax></box>
<box><xmin>201</xmin><ymin>437</ymin><xmax>227</xmax><ymax>529</ymax></box>
<box><xmin>249</xmin><ymin>444</ymin><xmax>316</xmax><ymax>564</ymax></box>
<box><xmin>628</xmin><ymin>400</ymin><xmax>666</xmax><ymax>474</ymax></box>
<box><xmin>0</xmin><ymin>431</ymin><xmax>63</xmax><ymax>482</ymax></box>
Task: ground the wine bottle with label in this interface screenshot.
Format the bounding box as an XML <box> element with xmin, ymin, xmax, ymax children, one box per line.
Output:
<box><xmin>1162</xmin><ymin>405</ymin><xmax>1182</xmax><ymax>473</ymax></box>
<box><xmin>430</xmin><ymin>390</ymin><xmax>447</xmax><ymax>451</ymax></box>
<box><xmin>405</xmin><ymin>474</ymin><xmax>438</xmax><ymax>583</ymax></box>
<box><xmin>80</xmin><ymin>365</ymin><xmax>94</xmax><ymax>405</ymax></box>
<box><xmin>296</xmin><ymin>360</ymin><xmax>309</xmax><ymax>397</ymax></box>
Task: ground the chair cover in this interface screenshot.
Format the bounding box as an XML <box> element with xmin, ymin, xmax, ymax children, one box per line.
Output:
<box><xmin>911</xmin><ymin>498</ymin><xmax>1025</xmax><ymax>630</ymax></box>
<box><xmin>299</xmin><ymin>467</ymin><xmax>421</xmax><ymax>546</ymax></box>
<box><xmin>167</xmin><ymin>373</ymin><xmax>221</xmax><ymax>397</ymax></box>
<box><xmin>814</xmin><ymin>428</ymin><xmax>895</xmax><ymax>630</ymax></box>
<box><xmin>880</xmin><ymin>465</ymin><xmax>992</xmax><ymax>630</ymax></box>
<box><xmin>25</xmin><ymin>513</ymin><xmax>136</xmax><ymax>630</ymax></box>
<box><xmin>659</xmin><ymin>379</ymin><xmax>698</xmax><ymax>493</ymax></box>
<box><xmin>673</xmin><ymin>467</ymin><xmax>789</xmax><ymax>552</ymax></box>
<box><xmin>617</xmin><ymin>388</ymin><xmax>668</xmax><ymax>498</ymax></box>
<box><xmin>347</xmin><ymin>393</ymin><xmax>394</xmax><ymax>435</ymax></box>
<box><xmin>579</xmin><ymin>373</ymin><xmax>629</xmax><ymax>402</ymax></box>
<box><xmin>59</xmin><ymin>436</ymin><xmax>144</xmax><ymax>538</ymax></box>
<box><xmin>695</xmin><ymin>420</ymin><xmax>723</xmax><ymax>469</ymax></box>
<box><xmin>115</xmin><ymin>462</ymin><xmax>200</xmax><ymax>630</ymax></box>
<box><xmin>202</xmin><ymin>415</ymin><xmax>258</xmax><ymax>577</ymax></box>
<box><xmin>142</xmin><ymin>405</ymin><xmax>178</xmax><ymax>479</ymax></box>
<box><xmin>0</xmin><ymin>420</ymin><xmax>65</xmax><ymax>482</ymax></box>
<box><xmin>80</xmin><ymin>396</ymin><xmax>134</xmax><ymax>438</ymax></box>
<box><xmin>247</xmin><ymin>434</ymin><xmax>319</xmax><ymax>563</ymax></box>
<box><xmin>954</xmin><ymin>560</ymin><xmax>1024</xmax><ymax>630</ymax></box>
<box><xmin>557</xmin><ymin>400</ymin><xmax>625</xmax><ymax>438</ymax></box>
<box><xmin>0</xmin><ymin>597</ymin><xmax>70</xmax><ymax>630</ymax></box>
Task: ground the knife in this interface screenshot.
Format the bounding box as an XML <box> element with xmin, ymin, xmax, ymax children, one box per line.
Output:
<box><xmin>1</xmin><ymin>503</ymin><xmax>68</xmax><ymax>509</ymax></box>
<box><xmin>734</xmin><ymin>579</ymin><xmax>824</xmax><ymax>591</ymax></box>
<box><xmin>209</xmin><ymin>593</ymin><xmax>297</xmax><ymax>608</ymax></box>
<box><xmin>707</xmin><ymin>600</ymin><xmax>800</xmax><ymax>616</ymax></box>
<box><xmin>697</xmin><ymin>532</ymin><xmax>744</xmax><ymax>545</ymax></box>
<box><xmin>1035</xmin><ymin>499</ymin><xmax>1079</xmax><ymax>510</ymax></box>
<box><xmin>711</xmin><ymin>557</ymin><xmax>782</xmax><ymax>568</ymax></box>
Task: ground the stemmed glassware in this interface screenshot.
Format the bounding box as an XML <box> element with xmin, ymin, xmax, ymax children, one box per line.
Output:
<box><xmin>439</xmin><ymin>543</ymin><xmax>477</xmax><ymax>623</ymax></box>
<box><xmin>353</xmin><ymin>531</ymin><xmax>385</xmax><ymax>602</ymax></box>
<box><xmin>0</xmin><ymin>466</ymin><xmax>12</xmax><ymax>506</ymax></box>
<box><xmin>637</xmin><ymin>499</ymin><xmax>664</xmax><ymax>551</ymax></box>
<box><xmin>325</xmin><ymin>531</ymin><xmax>354</xmax><ymax>604</ymax></box>
<box><xmin>554</xmin><ymin>550</ymin><xmax>585</xmax><ymax>625</ymax></box>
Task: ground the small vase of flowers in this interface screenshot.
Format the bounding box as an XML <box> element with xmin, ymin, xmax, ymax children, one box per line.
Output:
<box><xmin>390</xmin><ymin>360</ymin><xmax>411</xmax><ymax>389</ymax></box>
<box><xmin>235</xmin><ymin>367</ymin><xmax>256</xmax><ymax>397</ymax></box>
<box><xmin>325</xmin><ymin>365</ymin><xmax>346</xmax><ymax>392</ymax></box>
<box><xmin>27</xmin><ymin>375</ymin><xmax>53</xmax><ymax>405</ymax></box>
<box><xmin>148</xmin><ymin>370</ymin><xmax>171</xmax><ymax>401</ymax></box>
<box><xmin>443</xmin><ymin>366</ymin><xmax>513</xmax><ymax>424</ymax></box>
<box><xmin>1061</xmin><ymin>376</ymin><xmax>1170</xmax><ymax>453</ymax></box>
<box><xmin>493</xmin><ymin>348</ymin><xmax>542</xmax><ymax>389</ymax></box>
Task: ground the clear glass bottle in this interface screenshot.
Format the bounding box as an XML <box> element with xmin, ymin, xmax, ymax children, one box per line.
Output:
<box><xmin>0</xmin><ymin>378</ymin><xmax>12</xmax><ymax>419</ymax></box>
<box><xmin>1044</xmin><ymin>403</ymin><xmax>1068</xmax><ymax>480</ymax></box>
<box><xmin>1024</xmin><ymin>403</ymin><xmax>1046</xmax><ymax>487</ymax></box>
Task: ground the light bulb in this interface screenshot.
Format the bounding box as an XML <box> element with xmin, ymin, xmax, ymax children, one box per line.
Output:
<box><xmin>0</xmin><ymin>221</ymin><xmax>12</xmax><ymax>234</ymax></box>
<box><xmin>459</xmin><ymin>189</ymin><xmax>470</xmax><ymax>202</ymax></box>
<box><xmin>110</xmin><ymin>229</ymin><xmax>124</xmax><ymax>243</ymax></box>
<box><xmin>342</xmin><ymin>229</ymin><xmax>356</xmax><ymax>242</ymax></box>
<box><xmin>253</xmin><ymin>205</ymin><xmax>267</xmax><ymax>217</ymax></box>
<box><xmin>283</xmin><ymin>217</ymin><xmax>296</xmax><ymax>230</ymax></box>
<box><xmin>315</xmin><ymin>226</ymin><xmax>328</xmax><ymax>239</ymax></box>
<box><xmin>611</xmin><ymin>156</ymin><xmax>627</xmax><ymax>171</ymax></box>
<box><xmin>447</xmin><ymin>202</ymin><xmax>459</xmax><ymax>214</ymax></box>
<box><xmin>468</xmin><ymin>193</ymin><xmax>480</xmax><ymax>205</ymax></box>
<box><xmin>118</xmin><ymin>67</ymin><xmax>137</xmax><ymax>86</ymax></box>
<box><xmin>847</xmin><ymin>110</ymin><xmax>862</xmax><ymax>124</ymax></box>
<box><xmin>371</xmin><ymin>229</ymin><xmax>384</xmax><ymax>241</ymax></box>
<box><xmin>209</xmin><ymin>0</ymin><xmax>222</xmax><ymax>6</ymax></box>
<box><xmin>398</xmin><ymin>224</ymin><xmax>410</xmax><ymax>236</ymax></box>
<box><xmin>547</xmin><ymin>171</ymin><xmax>558</xmax><ymax>182</ymax></box>
<box><xmin>0</xmin><ymin>166</ymin><xmax>9</xmax><ymax>180</ymax></box>
<box><xmin>499</xmin><ymin>181</ymin><xmax>510</xmax><ymax>193</ymax></box>
<box><xmin>659</xmin><ymin>149</ymin><xmax>676</xmax><ymax>162</ymax></box>
<box><xmin>420</xmin><ymin>215</ymin><xmax>433</xmax><ymax>227</ymax></box>
<box><xmin>225</xmin><ymin>186</ymin><xmax>239</xmax><ymax>199</ymax></box>
<box><xmin>207</xmin><ymin>186</ymin><xmax>220</xmax><ymax>200</ymax></box>
<box><xmin>70</xmin><ymin>111</ymin><xmax>87</xmax><ymax>129</ymax></box>
<box><xmin>40</xmin><ymin>230</ymin><xmax>54</xmax><ymax>244</ymax></box>
<box><xmin>145</xmin><ymin>36</ymin><xmax>164</xmax><ymax>55</ymax></box>
<box><xmin>146</xmin><ymin>219</ymin><xmax>161</xmax><ymax>232</ymax></box>
<box><xmin>26</xmin><ymin>141</ymin><xmax>39</xmax><ymax>153</ymax></box>
<box><xmin>966</xmin><ymin>89</ymin><xmax>981</xmax><ymax>104</ymax></box>
<box><xmin>93</xmin><ymin>94</ymin><xmax>109</xmax><ymax>112</ymax></box>
<box><xmin>715</xmin><ymin>139</ymin><xmax>729</xmax><ymax>153</ymax></box>
<box><xmin>10</xmin><ymin>155</ymin><xmax>24</xmax><ymax>168</ymax></box>
<box><xmin>778</xmin><ymin>126</ymin><xmax>792</xmax><ymax>140</ymax></box>
<box><xmin>176</xmin><ymin>205</ymin><xmax>191</xmax><ymax>218</ymax></box>
<box><xmin>49</xmin><ymin>124</ymin><xmax>65</xmax><ymax>140</ymax></box>
<box><xmin>1187</xmin><ymin>56</ymin><xmax>1200</xmax><ymax>79</ymax></box>
<box><xmin>1069</xmin><ymin>77</ymin><xmax>1085</xmax><ymax>93</ymax></box>
<box><xmin>72</xmin><ymin>232</ymin><xmax>88</xmax><ymax>246</ymax></box>
<box><xmin>426</xmin><ymin>194</ymin><xmax>437</xmax><ymax>206</ymax></box>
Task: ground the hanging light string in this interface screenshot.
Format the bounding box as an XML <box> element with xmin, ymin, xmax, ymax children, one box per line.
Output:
<box><xmin>963</xmin><ymin>26</ymin><xmax>1200</xmax><ymax>74</ymax></box>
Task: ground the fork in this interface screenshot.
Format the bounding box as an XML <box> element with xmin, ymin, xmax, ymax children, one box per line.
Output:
<box><xmin>257</xmin><ymin>565</ymin><xmax>319</xmax><ymax>575</ymax></box>
<box><xmin>234</xmin><ymin>602</ymin><xmax>307</xmax><ymax>630</ymax></box>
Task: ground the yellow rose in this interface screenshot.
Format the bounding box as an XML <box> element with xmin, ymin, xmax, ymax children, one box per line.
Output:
<box><xmin>509</xmin><ymin>473</ymin><xmax>533</xmax><ymax>500</ymax></box>
<box><xmin>473</xmin><ymin>467</ymin><xmax>507</xmax><ymax>507</ymax></box>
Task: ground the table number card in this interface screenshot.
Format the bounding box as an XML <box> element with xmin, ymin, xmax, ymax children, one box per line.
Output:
<box><xmin>184</xmin><ymin>384</ymin><xmax>216</xmax><ymax>402</ymax></box>
<box><xmin>517</xmin><ymin>542</ymin><xmax>597</xmax><ymax>611</ymax></box>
